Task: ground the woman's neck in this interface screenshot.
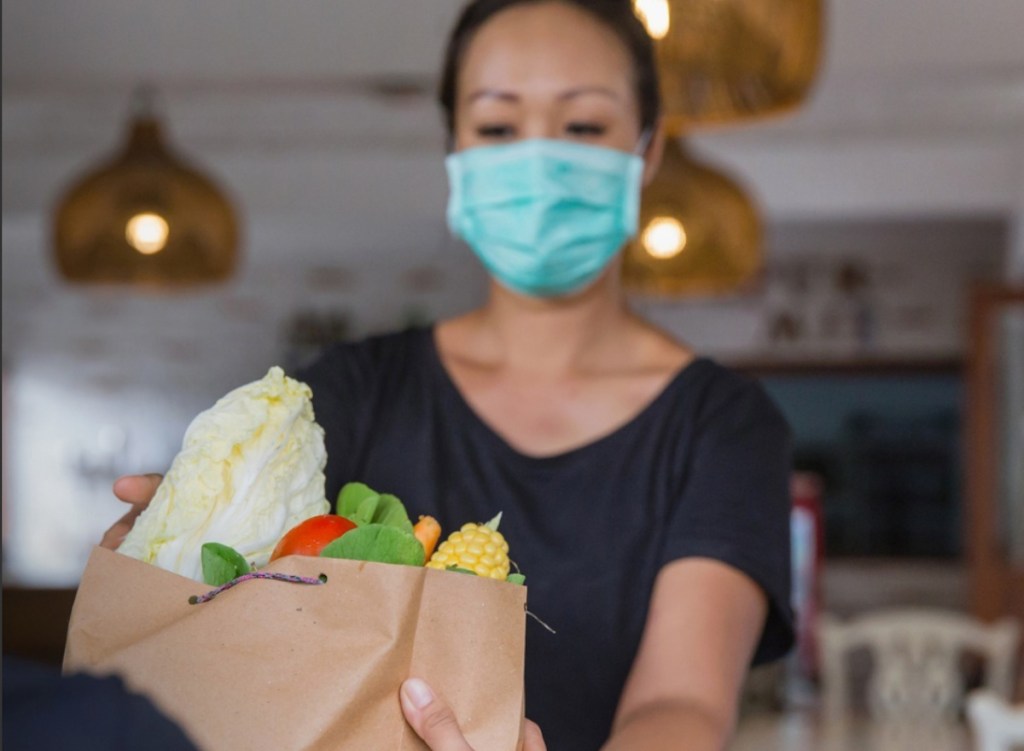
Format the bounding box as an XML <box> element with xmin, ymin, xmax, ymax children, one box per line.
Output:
<box><xmin>457</xmin><ymin>271</ymin><xmax>638</xmax><ymax>377</ymax></box>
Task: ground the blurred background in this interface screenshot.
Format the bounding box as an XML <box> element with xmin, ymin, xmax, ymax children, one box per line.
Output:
<box><xmin>2</xmin><ymin>0</ymin><xmax>1023</xmax><ymax>719</ymax></box>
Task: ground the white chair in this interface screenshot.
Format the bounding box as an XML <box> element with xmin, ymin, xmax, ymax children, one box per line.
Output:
<box><xmin>819</xmin><ymin>608</ymin><xmax>1020</xmax><ymax>721</ymax></box>
<box><xmin>967</xmin><ymin>690</ymin><xmax>1024</xmax><ymax>751</ymax></box>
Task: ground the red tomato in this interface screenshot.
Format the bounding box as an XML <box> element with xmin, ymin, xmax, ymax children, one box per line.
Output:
<box><xmin>269</xmin><ymin>514</ymin><xmax>357</xmax><ymax>561</ymax></box>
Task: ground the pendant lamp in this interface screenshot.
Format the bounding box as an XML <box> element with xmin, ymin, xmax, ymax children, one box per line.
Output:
<box><xmin>634</xmin><ymin>0</ymin><xmax>823</xmax><ymax>129</ymax></box>
<box><xmin>624</xmin><ymin>1</ymin><xmax>822</xmax><ymax>297</ymax></box>
<box><xmin>53</xmin><ymin>87</ymin><xmax>239</xmax><ymax>287</ymax></box>
<box><xmin>623</xmin><ymin>137</ymin><xmax>762</xmax><ymax>297</ymax></box>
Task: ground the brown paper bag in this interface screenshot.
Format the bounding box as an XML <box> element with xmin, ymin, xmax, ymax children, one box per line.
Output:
<box><xmin>64</xmin><ymin>547</ymin><xmax>526</xmax><ymax>751</ymax></box>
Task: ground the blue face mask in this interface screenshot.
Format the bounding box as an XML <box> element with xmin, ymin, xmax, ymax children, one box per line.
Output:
<box><xmin>445</xmin><ymin>137</ymin><xmax>647</xmax><ymax>298</ymax></box>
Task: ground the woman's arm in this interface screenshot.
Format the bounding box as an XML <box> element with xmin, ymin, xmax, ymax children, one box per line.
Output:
<box><xmin>604</xmin><ymin>557</ymin><xmax>769</xmax><ymax>751</ymax></box>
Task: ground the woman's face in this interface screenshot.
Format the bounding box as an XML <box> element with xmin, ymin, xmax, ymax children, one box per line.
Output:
<box><xmin>453</xmin><ymin>2</ymin><xmax>645</xmax><ymax>155</ymax></box>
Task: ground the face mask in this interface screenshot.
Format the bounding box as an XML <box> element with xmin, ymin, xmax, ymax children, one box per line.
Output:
<box><xmin>445</xmin><ymin>137</ymin><xmax>647</xmax><ymax>298</ymax></box>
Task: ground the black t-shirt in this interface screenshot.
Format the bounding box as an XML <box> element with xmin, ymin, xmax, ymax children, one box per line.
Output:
<box><xmin>300</xmin><ymin>326</ymin><xmax>794</xmax><ymax>751</ymax></box>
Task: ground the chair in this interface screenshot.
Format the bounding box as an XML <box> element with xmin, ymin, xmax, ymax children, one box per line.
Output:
<box><xmin>819</xmin><ymin>608</ymin><xmax>1020</xmax><ymax>721</ymax></box>
<box><xmin>967</xmin><ymin>690</ymin><xmax>1024</xmax><ymax>751</ymax></box>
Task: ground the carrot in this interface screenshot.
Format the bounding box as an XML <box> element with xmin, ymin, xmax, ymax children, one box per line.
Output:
<box><xmin>413</xmin><ymin>515</ymin><xmax>442</xmax><ymax>562</ymax></box>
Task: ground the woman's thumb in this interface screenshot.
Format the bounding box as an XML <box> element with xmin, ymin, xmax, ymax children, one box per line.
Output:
<box><xmin>400</xmin><ymin>678</ymin><xmax>473</xmax><ymax>751</ymax></box>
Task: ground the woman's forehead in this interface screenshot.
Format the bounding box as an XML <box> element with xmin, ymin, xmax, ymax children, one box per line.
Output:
<box><xmin>457</xmin><ymin>3</ymin><xmax>634</xmax><ymax>100</ymax></box>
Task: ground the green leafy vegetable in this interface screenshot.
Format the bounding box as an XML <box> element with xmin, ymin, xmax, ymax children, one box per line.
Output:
<box><xmin>336</xmin><ymin>482</ymin><xmax>413</xmax><ymax>533</ymax></box>
<box><xmin>355</xmin><ymin>494</ymin><xmax>381</xmax><ymax>524</ymax></box>
<box><xmin>319</xmin><ymin>523</ymin><xmax>425</xmax><ymax>567</ymax></box>
<box><xmin>337</xmin><ymin>482</ymin><xmax>377</xmax><ymax>518</ymax></box>
<box><xmin>201</xmin><ymin>542</ymin><xmax>251</xmax><ymax>586</ymax></box>
<box><xmin>375</xmin><ymin>494</ymin><xmax>414</xmax><ymax>531</ymax></box>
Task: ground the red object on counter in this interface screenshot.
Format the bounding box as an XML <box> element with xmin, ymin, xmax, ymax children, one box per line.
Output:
<box><xmin>790</xmin><ymin>471</ymin><xmax>825</xmax><ymax>681</ymax></box>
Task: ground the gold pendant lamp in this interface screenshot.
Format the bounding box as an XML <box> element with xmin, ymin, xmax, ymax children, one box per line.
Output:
<box><xmin>635</xmin><ymin>0</ymin><xmax>823</xmax><ymax>129</ymax></box>
<box><xmin>53</xmin><ymin>87</ymin><xmax>239</xmax><ymax>287</ymax></box>
<box><xmin>626</xmin><ymin>0</ymin><xmax>823</xmax><ymax>297</ymax></box>
<box><xmin>623</xmin><ymin>137</ymin><xmax>762</xmax><ymax>297</ymax></box>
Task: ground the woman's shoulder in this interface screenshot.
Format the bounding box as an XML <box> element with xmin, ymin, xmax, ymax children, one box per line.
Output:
<box><xmin>298</xmin><ymin>325</ymin><xmax>433</xmax><ymax>388</ymax></box>
<box><xmin>630</xmin><ymin>321</ymin><xmax>787</xmax><ymax>432</ymax></box>
<box><xmin>680</xmin><ymin>357</ymin><xmax>791</xmax><ymax>441</ymax></box>
<box><xmin>335</xmin><ymin>325</ymin><xmax>429</xmax><ymax>356</ymax></box>
<box><xmin>630</xmin><ymin>317</ymin><xmax>695</xmax><ymax>374</ymax></box>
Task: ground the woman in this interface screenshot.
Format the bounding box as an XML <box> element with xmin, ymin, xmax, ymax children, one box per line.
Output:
<box><xmin>107</xmin><ymin>2</ymin><xmax>794</xmax><ymax>749</ymax></box>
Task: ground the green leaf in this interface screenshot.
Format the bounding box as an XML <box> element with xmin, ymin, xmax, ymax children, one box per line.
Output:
<box><xmin>374</xmin><ymin>494</ymin><xmax>414</xmax><ymax>533</ymax></box>
<box><xmin>506</xmin><ymin>573</ymin><xmax>526</xmax><ymax>586</ymax></box>
<box><xmin>335</xmin><ymin>482</ymin><xmax>413</xmax><ymax>532</ymax></box>
<box><xmin>201</xmin><ymin>542</ymin><xmax>251</xmax><ymax>586</ymax></box>
<box><xmin>337</xmin><ymin>482</ymin><xmax>379</xmax><ymax>524</ymax></box>
<box><xmin>446</xmin><ymin>566</ymin><xmax>478</xmax><ymax>576</ymax></box>
<box><xmin>484</xmin><ymin>512</ymin><xmax>503</xmax><ymax>531</ymax></box>
<box><xmin>355</xmin><ymin>494</ymin><xmax>381</xmax><ymax>526</ymax></box>
<box><xmin>319</xmin><ymin>523</ymin><xmax>425</xmax><ymax>567</ymax></box>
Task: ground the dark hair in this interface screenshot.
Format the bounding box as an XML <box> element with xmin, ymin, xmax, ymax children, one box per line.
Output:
<box><xmin>438</xmin><ymin>0</ymin><xmax>661</xmax><ymax>137</ymax></box>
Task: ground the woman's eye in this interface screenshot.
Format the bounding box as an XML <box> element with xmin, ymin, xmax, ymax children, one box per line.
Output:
<box><xmin>565</xmin><ymin>122</ymin><xmax>606</xmax><ymax>137</ymax></box>
<box><xmin>476</xmin><ymin>124</ymin><xmax>516</xmax><ymax>139</ymax></box>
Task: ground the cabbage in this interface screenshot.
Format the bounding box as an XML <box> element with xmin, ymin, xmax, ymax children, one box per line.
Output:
<box><xmin>118</xmin><ymin>367</ymin><xmax>330</xmax><ymax>581</ymax></box>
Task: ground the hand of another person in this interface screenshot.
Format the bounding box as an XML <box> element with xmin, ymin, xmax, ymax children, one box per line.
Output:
<box><xmin>400</xmin><ymin>678</ymin><xmax>546</xmax><ymax>751</ymax></box>
<box><xmin>100</xmin><ymin>474</ymin><xmax>163</xmax><ymax>550</ymax></box>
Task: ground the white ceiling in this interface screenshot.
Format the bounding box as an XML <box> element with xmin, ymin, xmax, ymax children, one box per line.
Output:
<box><xmin>1</xmin><ymin>0</ymin><xmax>466</xmax><ymax>87</ymax></box>
<box><xmin>3</xmin><ymin>0</ymin><xmax>1022</xmax><ymax>89</ymax></box>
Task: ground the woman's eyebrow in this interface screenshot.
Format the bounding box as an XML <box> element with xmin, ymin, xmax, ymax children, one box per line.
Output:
<box><xmin>558</xmin><ymin>86</ymin><xmax>621</xmax><ymax>101</ymax></box>
<box><xmin>466</xmin><ymin>88</ymin><xmax>520</xmax><ymax>104</ymax></box>
<box><xmin>465</xmin><ymin>86</ymin><xmax>622</xmax><ymax>104</ymax></box>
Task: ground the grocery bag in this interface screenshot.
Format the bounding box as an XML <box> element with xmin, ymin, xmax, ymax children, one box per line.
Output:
<box><xmin>64</xmin><ymin>547</ymin><xmax>526</xmax><ymax>751</ymax></box>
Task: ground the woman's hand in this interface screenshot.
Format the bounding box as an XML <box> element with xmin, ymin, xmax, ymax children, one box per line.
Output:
<box><xmin>400</xmin><ymin>678</ymin><xmax>546</xmax><ymax>751</ymax></box>
<box><xmin>100</xmin><ymin>474</ymin><xmax>163</xmax><ymax>550</ymax></box>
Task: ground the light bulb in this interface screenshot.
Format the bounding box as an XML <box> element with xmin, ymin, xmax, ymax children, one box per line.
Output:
<box><xmin>633</xmin><ymin>0</ymin><xmax>670</xmax><ymax>40</ymax></box>
<box><xmin>641</xmin><ymin>216</ymin><xmax>687</xmax><ymax>259</ymax></box>
<box><xmin>125</xmin><ymin>212</ymin><xmax>169</xmax><ymax>255</ymax></box>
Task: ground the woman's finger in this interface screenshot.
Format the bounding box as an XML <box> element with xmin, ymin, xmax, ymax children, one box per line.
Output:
<box><xmin>101</xmin><ymin>474</ymin><xmax>163</xmax><ymax>550</ymax></box>
<box><xmin>112</xmin><ymin>473</ymin><xmax>164</xmax><ymax>504</ymax></box>
<box><xmin>99</xmin><ymin>505</ymin><xmax>145</xmax><ymax>550</ymax></box>
<box><xmin>523</xmin><ymin>720</ymin><xmax>547</xmax><ymax>751</ymax></box>
<box><xmin>400</xmin><ymin>678</ymin><xmax>474</xmax><ymax>751</ymax></box>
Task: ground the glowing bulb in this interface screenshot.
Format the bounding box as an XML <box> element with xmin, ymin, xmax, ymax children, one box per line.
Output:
<box><xmin>125</xmin><ymin>212</ymin><xmax>169</xmax><ymax>255</ymax></box>
<box><xmin>641</xmin><ymin>216</ymin><xmax>687</xmax><ymax>259</ymax></box>
<box><xmin>634</xmin><ymin>0</ymin><xmax>670</xmax><ymax>40</ymax></box>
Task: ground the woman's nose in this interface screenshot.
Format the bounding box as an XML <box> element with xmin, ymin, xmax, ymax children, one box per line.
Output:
<box><xmin>519</xmin><ymin>116</ymin><xmax>559</xmax><ymax>142</ymax></box>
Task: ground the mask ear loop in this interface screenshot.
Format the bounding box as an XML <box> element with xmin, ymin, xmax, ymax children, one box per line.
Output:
<box><xmin>634</xmin><ymin>128</ymin><xmax>654</xmax><ymax>157</ymax></box>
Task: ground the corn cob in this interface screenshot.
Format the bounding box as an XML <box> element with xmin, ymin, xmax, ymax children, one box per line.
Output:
<box><xmin>426</xmin><ymin>513</ymin><xmax>510</xmax><ymax>580</ymax></box>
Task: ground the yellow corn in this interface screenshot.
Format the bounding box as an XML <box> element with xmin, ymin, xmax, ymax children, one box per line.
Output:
<box><xmin>426</xmin><ymin>513</ymin><xmax>510</xmax><ymax>580</ymax></box>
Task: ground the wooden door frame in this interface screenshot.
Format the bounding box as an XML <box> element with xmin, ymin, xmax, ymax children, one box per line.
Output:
<box><xmin>965</xmin><ymin>283</ymin><xmax>1024</xmax><ymax>622</ymax></box>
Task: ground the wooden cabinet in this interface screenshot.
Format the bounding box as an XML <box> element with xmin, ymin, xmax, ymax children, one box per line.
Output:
<box><xmin>2</xmin><ymin>587</ymin><xmax>78</xmax><ymax>665</ymax></box>
<box><xmin>965</xmin><ymin>284</ymin><xmax>1024</xmax><ymax>625</ymax></box>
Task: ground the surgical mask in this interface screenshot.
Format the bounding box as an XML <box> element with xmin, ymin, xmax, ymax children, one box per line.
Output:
<box><xmin>445</xmin><ymin>136</ymin><xmax>648</xmax><ymax>298</ymax></box>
